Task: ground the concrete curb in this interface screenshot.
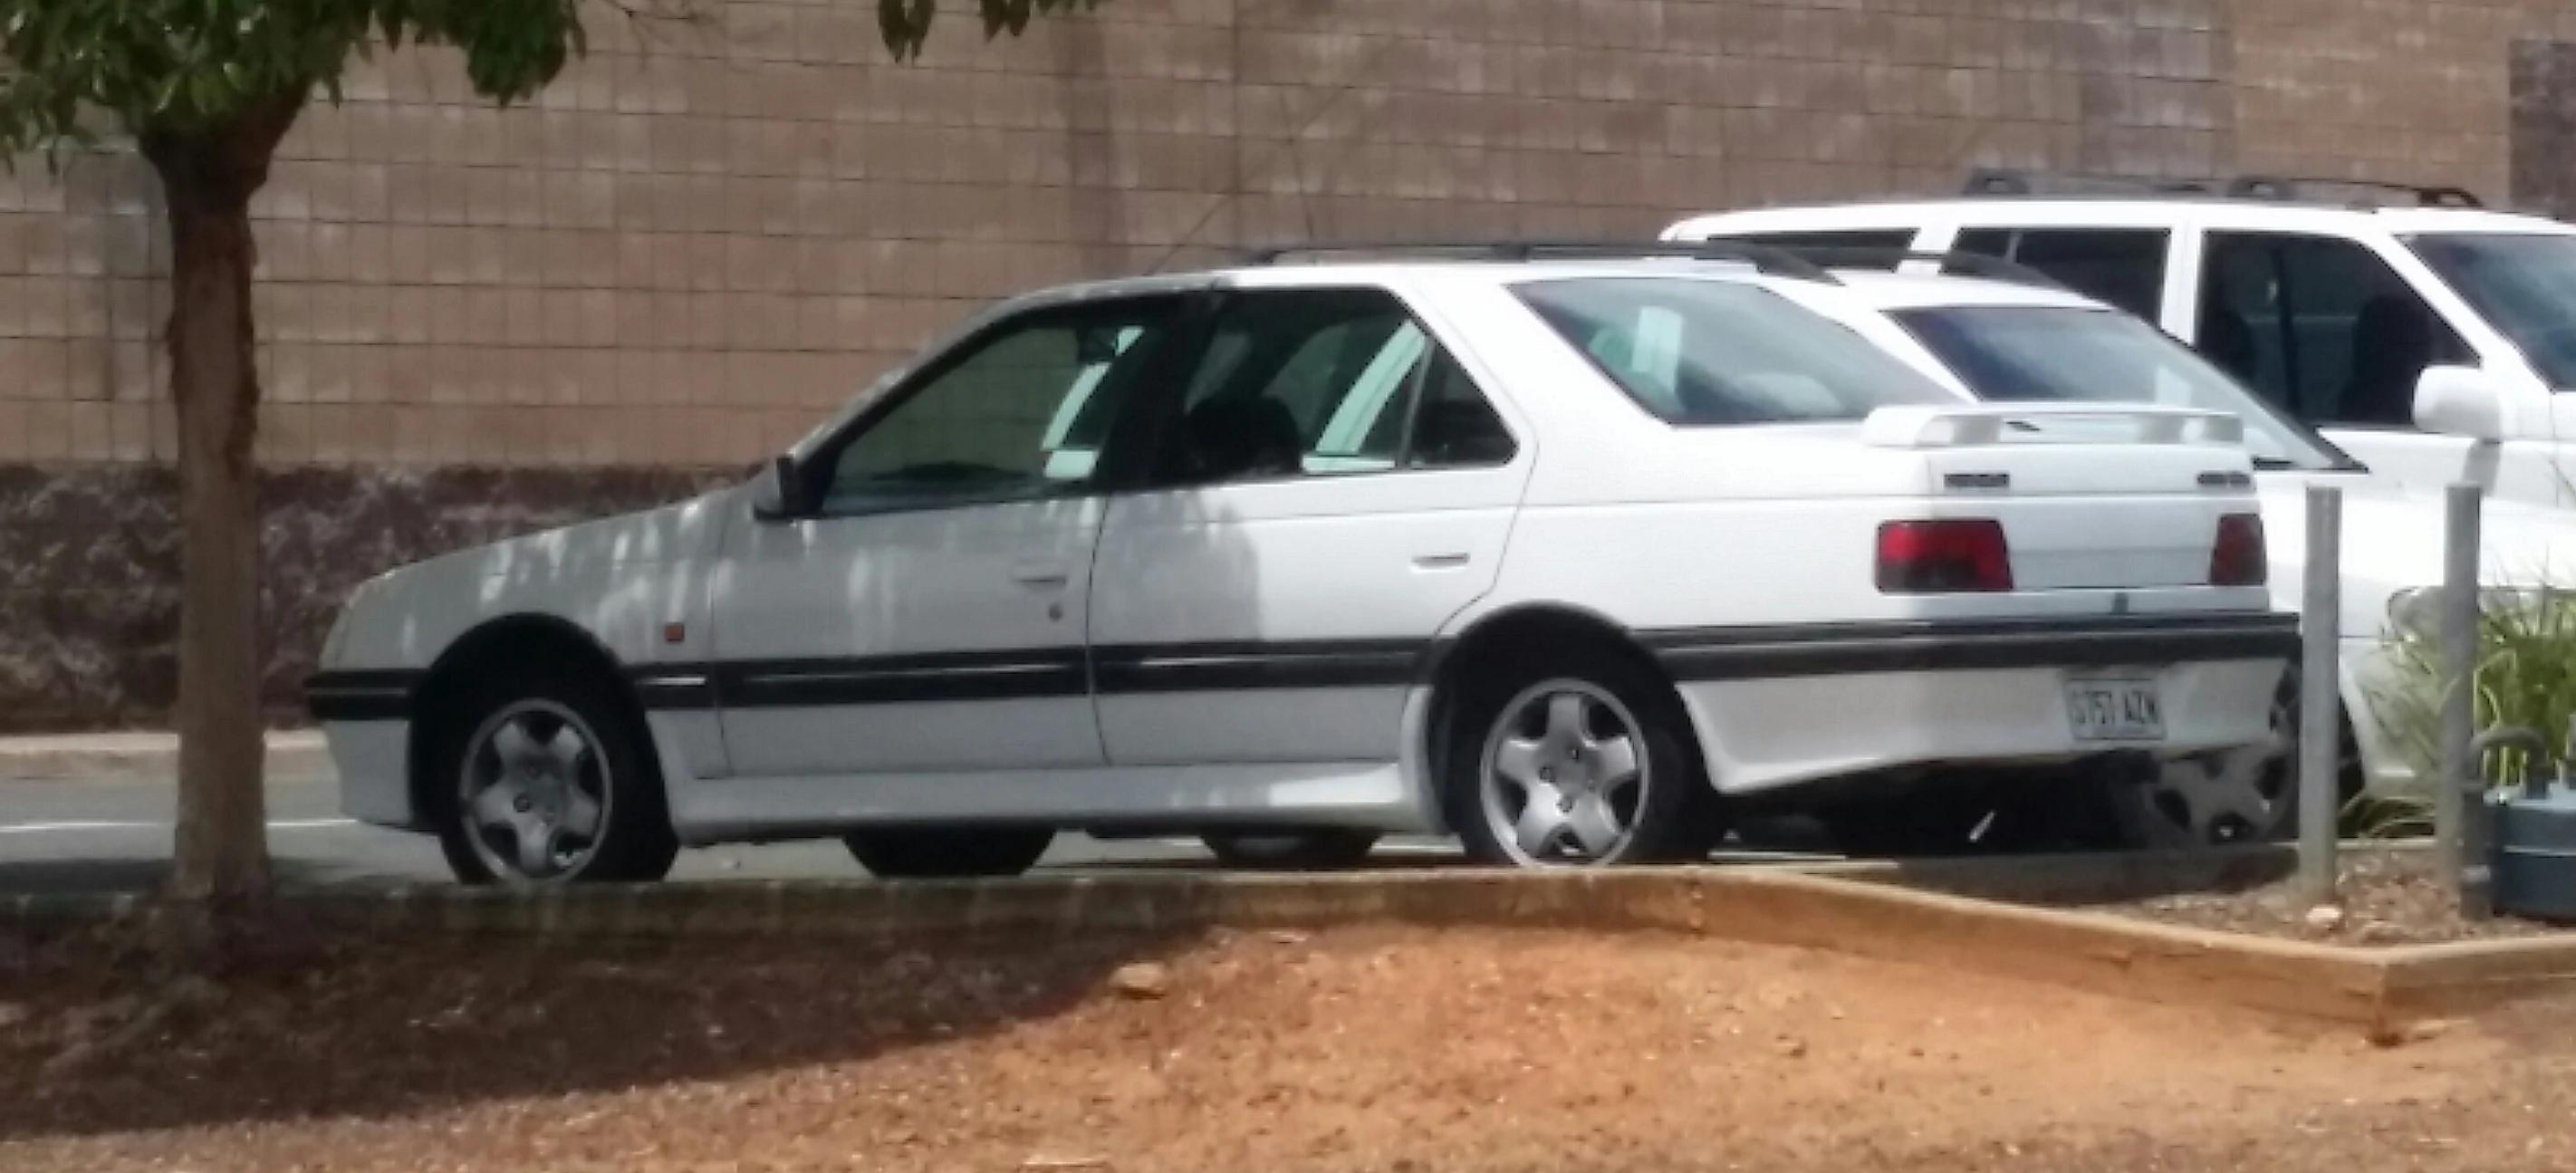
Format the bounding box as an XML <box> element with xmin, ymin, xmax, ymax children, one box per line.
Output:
<box><xmin>3</xmin><ymin>860</ymin><xmax>2529</xmax><ymax>1034</ymax></box>
<box><xmin>0</xmin><ymin>729</ymin><xmax>330</xmax><ymax>784</ymax></box>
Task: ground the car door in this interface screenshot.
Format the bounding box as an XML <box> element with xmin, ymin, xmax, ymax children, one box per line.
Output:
<box><xmin>2194</xmin><ymin>231</ymin><xmax>2483</xmax><ymax>487</ymax></box>
<box><xmin>1087</xmin><ymin>285</ymin><xmax>1529</xmax><ymax>767</ymax></box>
<box><xmin>706</xmin><ymin>297</ymin><xmax>1183</xmax><ymax>778</ymax></box>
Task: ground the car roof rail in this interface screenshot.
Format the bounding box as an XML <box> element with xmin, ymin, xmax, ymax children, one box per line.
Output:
<box><xmin>1960</xmin><ymin>167</ymin><xmax>2485</xmax><ymax>209</ymax></box>
<box><xmin>1961</xmin><ymin>168</ymin><xmax>2220</xmax><ymax>197</ymax></box>
<box><xmin>1239</xmin><ymin>239</ymin><xmax>1841</xmax><ymax>283</ymax></box>
<box><xmin>1754</xmin><ymin>245</ymin><xmax>2072</xmax><ymax>293</ymax></box>
<box><xmin>2224</xmin><ymin>175</ymin><xmax>2485</xmax><ymax>208</ymax></box>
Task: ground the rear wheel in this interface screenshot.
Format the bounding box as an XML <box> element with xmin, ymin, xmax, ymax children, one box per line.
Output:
<box><xmin>1447</xmin><ymin>649</ymin><xmax>1719</xmax><ymax>867</ymax></box>
<box><xmin>1202</xmin><ymin>829</ymin><xmax>1381</xmax><ymax>870</ymax></box>
<box><xmin>433</xmin><ymin>669</ymin><xmax>678</xmax><ymax>886</ymax></box>
<box><xmin>843</xmin><ymin>827</ymin><xmax>1054</xmax><ymax>879</ymax></box>
<box><xmin>2109</xmin><ymin>670</ymin><xmax>2358</xmax><ymax>849</ymax></box>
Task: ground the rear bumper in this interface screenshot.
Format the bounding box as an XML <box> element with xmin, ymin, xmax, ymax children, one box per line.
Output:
<box><xmin>1648</xmin><ymin>612</ymin><xmax>2296</xmax><ymax>796</ymax></box>
<box><xmin>1639</xmin><ymin>611</ymin><xmax>2299</xmax><ymax>679</ymax></box>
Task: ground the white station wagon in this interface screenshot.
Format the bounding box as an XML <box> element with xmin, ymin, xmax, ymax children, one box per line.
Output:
<box><xmin>306</xmin><ymin>247</ymin><xmax>2294</xmax><ymax>884</ymax></box>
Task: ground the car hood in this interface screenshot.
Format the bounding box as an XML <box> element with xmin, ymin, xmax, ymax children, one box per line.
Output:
<box><xmin>2259</xmin><ymin>473</ymin><xmax>2576</xmax><ymax>630</ymax></box>
<box><xmin>322</xmin><ymin>485</ymin><xmax>743</xmax><ymax>673</ymax></box>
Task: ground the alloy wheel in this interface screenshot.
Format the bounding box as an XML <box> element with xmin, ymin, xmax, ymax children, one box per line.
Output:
<box><xmin>1476</xmin><ymin>679</ymin><xmax>1651</xmax><ymax>865</ymax></box>
<box><xmin>457</xmin><ymin>698</ymin><xmax>613</xmax><ymax>881</ymax></box>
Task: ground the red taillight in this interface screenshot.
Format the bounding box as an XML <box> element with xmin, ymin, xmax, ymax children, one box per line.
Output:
<box><xmin>1877</xmin><ymin>519</ymin><xmax>2013</xmax><ymax>593</ymax></box>
<box><xmin>2211</xmin><ymin>513</ymin><xmax>2267</xmax><ymax>586</ymax></box>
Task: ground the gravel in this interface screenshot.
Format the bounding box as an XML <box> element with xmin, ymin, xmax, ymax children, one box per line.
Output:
<box><xmin>2100</xmin><ymin>847</ymin><xmax>2564</xmax><ymax>945</ymax></box>
<box><xmin>9</xmin><ymin>918</ymin><xmax>2576</xmax><ymax>1171</ymax></box>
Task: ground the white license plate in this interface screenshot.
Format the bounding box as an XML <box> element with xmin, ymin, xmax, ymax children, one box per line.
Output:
<box><xmin>2064</xmin><ymin>677</ymin><xmax>2165</xmax><ymax>743</ymax></box>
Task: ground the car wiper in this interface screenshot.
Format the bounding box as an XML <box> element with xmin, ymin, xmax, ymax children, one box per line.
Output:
<box><xmin>2249</xmin><ymin>456</ymin><xmax>2302</xmax><ymax>471</ymax></box>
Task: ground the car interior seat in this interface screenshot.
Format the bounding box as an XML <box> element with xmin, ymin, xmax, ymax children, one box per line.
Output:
<box><xmin>1179</xmin><ymin>394</ymin><xmax>1305</xmax><ymax>482</ymax></box>
<box><xmin>1409</xmin><ymin>363</ymin><xmax>1515</xmax><ymax>466</ymax></box>
<box><xmin>2197</xmin><ymin>300</ymin><xmax>2262</xmax><ymax>387</ymax></box>
<box><xmin>2341</xmin><ymin>295</ymin><xmax>2436</xmax><ymax>426</ymax></box>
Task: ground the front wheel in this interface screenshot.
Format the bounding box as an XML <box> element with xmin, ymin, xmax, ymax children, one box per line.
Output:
<box><xmin>434</xmin><ymin>671</ymin><xmax>678</xmax><ymax>886</ymax></box>
<box><xmin>844</xmin><ymin>827</ymin><xmax>1054</xmax><ymax>879</ymax></box>
<box><xmin>1447</xmin><ymin>650</ymin><xmax>1719</xmax><ymax>867</ymax></box>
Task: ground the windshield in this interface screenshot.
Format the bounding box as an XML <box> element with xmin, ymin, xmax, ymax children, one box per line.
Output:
<box><xmin>2408</xmin><ymin>232</ymin><xmax>2576</xmax><ymax>389</ymax></box>
<box><xmin>1893</xmin><ymin>304</ymin><xmax>2355</xmax><ymax>472</ymax></box>
<box><xmin>1513</xmin><ymin>277</ymin><xmax>1956</xmax><ymax>425</ymax></box>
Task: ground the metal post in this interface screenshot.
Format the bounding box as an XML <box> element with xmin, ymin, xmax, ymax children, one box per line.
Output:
<box><xmin>2437</xmin><ymin>482</ymin><xmax>2484</xmax><ymax>907</ymax></box>
<box><xmin>2297</xmin><ymin>484</ymin><xmax>2342</xmax><ymax>902</ymax></box>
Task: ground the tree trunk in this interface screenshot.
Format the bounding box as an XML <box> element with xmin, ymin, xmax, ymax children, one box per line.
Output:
<box><xmin>139</xmin><ymin>100</ymin><xmax>303</xmax><ymax>905</ymax></box>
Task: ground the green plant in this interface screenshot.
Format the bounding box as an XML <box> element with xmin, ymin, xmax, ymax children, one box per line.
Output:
<box><xmin>0</xmin><ymin>0</ymin><xmax>1097</xmax><ymax>901</ymax></box>
<box><xmin>2374</xmin><ymin>585</ymin><xmax>2576</xmax><ymax>809</ymax></box>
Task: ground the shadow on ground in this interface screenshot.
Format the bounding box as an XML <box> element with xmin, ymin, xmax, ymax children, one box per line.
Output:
<box><xmin>0</xmin><ymin>856</ymin><xmax>411</xmax><ymax>897</ymax></box>
<box><xmin>0</xmin><ymin>910</ymin><xmax>1198</xmax><ymax>1143</ymax></box>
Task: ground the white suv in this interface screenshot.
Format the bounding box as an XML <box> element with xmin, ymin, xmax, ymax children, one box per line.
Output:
<box><xmin>1666</xmin><ymin>173</ymin><xmax>2576</xmax><ymax>509</ymax></box>
<box><xmin>306</xmin><ymin>247</ymin><xmax>2290</xmax><ymax>883</ymax></box>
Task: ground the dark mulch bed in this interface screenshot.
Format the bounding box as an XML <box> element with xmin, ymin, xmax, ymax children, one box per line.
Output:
<box><xmin>2099</xmin><ymin>848</ymin><xmax>2566</xmax><ymax>946</ymax></box>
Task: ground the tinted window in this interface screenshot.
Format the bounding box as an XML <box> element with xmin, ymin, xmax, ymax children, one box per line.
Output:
<box><xmin>1897</xmin><ymin>304</ymin><xmax>2350</xmax><ymax>471</ymax></box>
<box><xmin>2201</xmin><ymin>232</ymin><xmax>2471</xmax><ymax>428</ymax></box>
<box><xmin>2410</xmin><ymin>232</ymin><xmax>2576</xmax><ymax>388</ymax></box>
<box><xmin>1950</xmin><ymin>227</ymin><xmax>2169</xmax><ymax>318</ymax></box>
<box><xmin>1153</xmin><ymin>289</ymin><xmax>1514</xmax><ymax>485</ymax></box>
<box><xmin>821</xmin><ymin>303</ymin><xmax>1171</xmax><ymax>512</ymax></box>
<box><xmin>1703</xmin><ymin>229</ymin><xmax>1918</xmax><ymax>269</ymax></box>
<box><xmin>1513</xmin><ymin>277</ymin><xmax>1954</xmax><ymax>425</ymax></box>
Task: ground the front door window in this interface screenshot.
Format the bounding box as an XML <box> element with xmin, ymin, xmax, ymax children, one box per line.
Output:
<box><xmin>817</xmin><ymin>304</ymin><xmax>1174</xmax><ymax>514</ymax></box>
<box><xmin>2198</xmin><ymin>232</ymin><xmax>2471</xmax><ymax>428</ymax></box>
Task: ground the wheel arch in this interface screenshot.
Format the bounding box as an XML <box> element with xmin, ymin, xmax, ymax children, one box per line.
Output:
<box><xmin>406</xmin><ymin>612</ymin><xmax>657</xmax><ymax>824</ymax></box>
<box><xmin>1421</xmin><ymin>602</ymin><xmax>1702</xmax><ymax>803</ymax></box>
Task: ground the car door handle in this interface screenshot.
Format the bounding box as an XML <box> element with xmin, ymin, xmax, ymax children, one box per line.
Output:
<box><xmin>1012</xmin><ymin>562</ymin><xmax>1072</xmax><ymax>587</ymax></box>
<box><xmin>1412</xmin><ymin>553</ymin><xmax>1472</xmax><ymax>570</ymax></box>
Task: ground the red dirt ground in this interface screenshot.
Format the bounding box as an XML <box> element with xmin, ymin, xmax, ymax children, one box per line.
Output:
<box><xmin>3</xmin><ymin>921</ymin><xmax>2571</xmax><ymax>1172</ymax></box>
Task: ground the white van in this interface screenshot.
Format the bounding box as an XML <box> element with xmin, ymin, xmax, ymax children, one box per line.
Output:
<box><xmin>1665</xmin><ymin>174</ymin><xmax>2576</xmax><ymax>508</ymax></box>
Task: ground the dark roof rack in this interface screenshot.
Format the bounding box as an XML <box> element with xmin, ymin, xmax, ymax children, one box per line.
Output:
<box><xmin>1240</xmin><ymin>239</ymin><xmax>1840</xmax><ymax>283</ymax></box>
<box><xmin>1962</xmin><ymin>168</ymin><xmax>2217</xmax><ymax>197</ymax></box>
<box><xmin>1961</xmin><ymin>168</ymin><xmax>2485</xmax><ymax>208</ymax></box>
<box><xmin>2223</xmin><ymin>175</ymin><xmax>2484</xmax><ymax>208</ymax></box>
<box><xmin>1758</xmin><ymin>246</ymin><xmax>2071</xmax><ymax>293</ymax></box>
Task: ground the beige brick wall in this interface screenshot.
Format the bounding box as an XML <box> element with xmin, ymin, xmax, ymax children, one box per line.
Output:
<box><xmin>0</xmin><ymin>0</ymin><xmax>2559</xmax><ymax>470</ymax></box>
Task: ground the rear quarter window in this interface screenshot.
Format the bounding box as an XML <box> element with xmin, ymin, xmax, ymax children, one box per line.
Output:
<box><xmin>1513</xmin><ymin>277</ymin><xmax>1955</xmax><ymax>425</ymax></box>
<box><xmin>1950</xmin><ymin>227</ymin><xmax>2170</xmax><ymax>319</ymax></box>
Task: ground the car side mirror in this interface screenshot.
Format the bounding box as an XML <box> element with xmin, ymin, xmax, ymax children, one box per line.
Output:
<box><xmin>2414</xmin><ymin>364</ymin><xmax>2505</xmax><ymax>442</ymax></box>
<box><xmin>753</xmin><ymin>454</ymin><xmax>812</xmax><ymax>521</ymax></box>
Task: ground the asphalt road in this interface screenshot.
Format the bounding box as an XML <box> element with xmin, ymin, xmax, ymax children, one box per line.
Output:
<box><xmin>0</xmin><ymin>773</ymin><xmax>1485</xmax><ymax>895</ymax></box>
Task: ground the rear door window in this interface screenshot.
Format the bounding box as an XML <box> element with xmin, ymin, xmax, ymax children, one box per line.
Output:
<box><xmin>1949</xmin><ymin>227</ymin><xmax>2170</xmax><ymax>319</ymax></box>
<box><xmin>1145</xmin><ymin>288</ymin><xmax>1517</xmax><ymax>486</ymax></box>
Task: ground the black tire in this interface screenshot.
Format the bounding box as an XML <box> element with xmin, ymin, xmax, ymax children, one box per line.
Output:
<box><xmin>1202</xmin><ymin>829</ymin><xmax>1381</xmax><ymax>870</ymax></box>
<box><xmin>1444</xmin><ymin>646</ymin><xmax>1721</xmax><ymax>867</ymax></box>
<box><xmin>430</xmin><ymin>667</ymin><xmax>678</xmax><ymax>886</ymax></box>
<box><xmin>843</xmin><ymin>827</ymin><xmax>1054</xmax><ymax>879</ymax></box>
